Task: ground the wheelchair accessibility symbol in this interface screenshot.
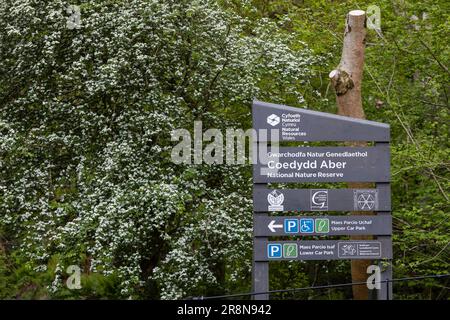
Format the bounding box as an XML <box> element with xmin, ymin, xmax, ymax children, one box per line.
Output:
<box><xmin>300</xmin><ymin>219</ymin><xmax>314</xmax><ymax>233</ymax></box>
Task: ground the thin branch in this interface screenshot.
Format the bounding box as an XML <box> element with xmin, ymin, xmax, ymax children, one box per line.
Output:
<box><xmin>416</xmin><ymin>99</ymin><xmax>449</xmax><ymax>108</ymax></box>
<box><xmin>417</xmin><ymin>38</ymin><xmax>450</xmax><ymax>76</ymax></box>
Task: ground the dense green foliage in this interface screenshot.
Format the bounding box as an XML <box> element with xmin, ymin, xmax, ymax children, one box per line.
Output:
<box><xmin>0</xmin><ymin>0</ymin><xmax>448</xmax><ymax>299</ymax></box>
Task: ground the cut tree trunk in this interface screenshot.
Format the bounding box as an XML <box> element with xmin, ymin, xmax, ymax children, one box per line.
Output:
<box><xmin>329</xmin><ymin>10</ymin><xmax>373</xmax><ymax>300</ymax></box>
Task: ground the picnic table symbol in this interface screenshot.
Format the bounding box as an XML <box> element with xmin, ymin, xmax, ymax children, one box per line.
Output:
<box><xmin>340</xmin><ymin>244</ymin><xmax>357</xmax><ymax>256</ymax></box>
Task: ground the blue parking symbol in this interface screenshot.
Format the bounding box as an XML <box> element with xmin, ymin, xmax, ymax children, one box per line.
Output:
<box><xmin>300</xmin><ymin>218</ymin><xmax>314</xmax><ymax>233</ymax></box>
<box><xmin>267</xmin><ymin>244</ymin><xmax>282</xmax><ymax>259</ymax></box>
<box><xmin>284</xmin><ymin>219</ymin><xmax>299</xmax><ymax>233</ymax></box>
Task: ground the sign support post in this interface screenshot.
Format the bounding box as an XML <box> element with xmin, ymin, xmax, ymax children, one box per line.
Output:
<box><xmin>376</xmin><ymin>142</ymin><xmax>393</xmax><ymax>300</ymax></box>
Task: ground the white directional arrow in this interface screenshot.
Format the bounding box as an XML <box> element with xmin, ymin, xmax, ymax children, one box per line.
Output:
<box><xmin>268</xmin><ymin>220</ymin><xmax>283</xmax><ymax>233</ymax></box>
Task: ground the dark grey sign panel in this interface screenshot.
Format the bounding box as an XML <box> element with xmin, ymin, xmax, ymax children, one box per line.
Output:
<box><xmin>255</xmin><ymin>239</ymin><xmax>392</xmax><ymax>261</ymax></box>
<box><xmin>254</xmin><ymin>215</ymin><xmax>392</xmax><ymax>236</ymax></box>
<box><xmin>253</xmin><ymin>145</ymin><xmax>390</xmax><ymax>183</ymax></box>
<box><xmin>253</xmin><ymin>188</ymin><xmax>391</xmax><ymax>212</ymax></box>
<box><xmin>252</xmin><ymin>100</ymin><xmax>390</xmax><ymax>142</ymax></box>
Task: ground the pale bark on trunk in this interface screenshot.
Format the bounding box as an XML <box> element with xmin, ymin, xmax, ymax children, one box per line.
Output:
<box><xmin>329</xmin><ymin>10</ymin><xmax>373</xmax><ymax>300</ymax></box>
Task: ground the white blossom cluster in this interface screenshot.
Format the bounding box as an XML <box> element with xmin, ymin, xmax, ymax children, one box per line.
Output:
<box><xmin>0</xmin><ymin>0</ymin><xmax>318</xmax><ymax>299</ymax></box>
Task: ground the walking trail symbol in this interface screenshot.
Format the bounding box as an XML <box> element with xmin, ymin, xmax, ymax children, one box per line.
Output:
<box><xmin>251</xmin><ymin>100</ymin><xmax>392</xmax><ymax>300</ymax></box>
